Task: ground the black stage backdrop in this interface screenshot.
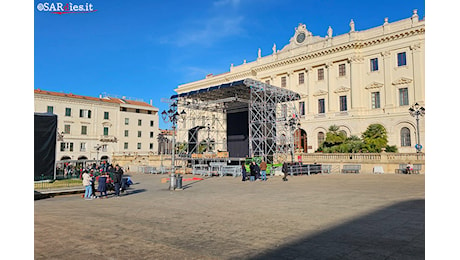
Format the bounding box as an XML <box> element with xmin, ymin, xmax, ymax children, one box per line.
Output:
<box><xmin>34</xmin><ymin>113</ymin><xmax>57</xmax><ymax>179</ymax></box>
<box><xmin>226</xmin><ymin>110</ymin><xmax>249</xmax><ymax>158</ymax></box>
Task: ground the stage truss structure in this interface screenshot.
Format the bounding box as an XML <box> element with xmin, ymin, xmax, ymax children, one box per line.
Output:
<box><xmin>168</xmin><ymin>78</ymin><xmax>301</xmax><ymax>163</ymax></box>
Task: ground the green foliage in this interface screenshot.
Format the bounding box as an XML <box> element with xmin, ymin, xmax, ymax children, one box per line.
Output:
<box><xmin>316</xmin><ymin>124</ymin><xmax>398</xmax><ymax>153</ymax></box>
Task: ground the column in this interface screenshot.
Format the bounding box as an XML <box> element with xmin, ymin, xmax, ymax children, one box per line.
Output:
<box><xmin>381</xmin><ymin>51</ymin><xmax>393</xmax><ymax>108</ymax></box>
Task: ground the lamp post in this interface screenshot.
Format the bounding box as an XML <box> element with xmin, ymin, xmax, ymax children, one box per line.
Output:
<box><xmin>409</xmin><ymin>102</ymin><xmax>425</xmax><ymax>153</ymax></box>
<box><xmin>161</xmin><ymin>102</ymin><xmax>186</xmax><ymax>190</ymax></box>
<box><xmin>285</xmin><ymin>115</ymin><xmax>300</xmax><ymax>163</ymax></box>
<box><xmin>94</xmin><ymin>144</ymin><xmax>102</xmax><ymax>163</ymax></box>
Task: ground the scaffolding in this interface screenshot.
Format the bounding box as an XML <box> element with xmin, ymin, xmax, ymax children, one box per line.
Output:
<box><xmin>169</xmin><ymin>78</ymin><xmax>300</xmax><ymax>164</ymax></box>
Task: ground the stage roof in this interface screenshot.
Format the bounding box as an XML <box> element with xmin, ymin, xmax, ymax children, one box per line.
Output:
<box><xmin>171</xmin><ymin>78</ymin><xmax>301</xmax><ymax>103</ymax></box>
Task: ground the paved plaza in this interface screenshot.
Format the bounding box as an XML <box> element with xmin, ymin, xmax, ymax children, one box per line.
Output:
<box><xmin>34</xmin><ymin>173</ymin><xmax>425</xmax><ymax>259</ymax></box>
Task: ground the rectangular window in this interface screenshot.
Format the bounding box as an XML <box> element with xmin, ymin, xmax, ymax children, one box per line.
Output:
<box><xmin>65</xmin><ymin>107</ymin><xmax>71</xmax><ymax>117</ymax></box>
<box><xmin>370</xmin><ymin>58</ymin><xmax>379</xmax><ymax>71</ymax></box>
<box><xmin>79</xmin><ymin>109</ymin><xmax>91</xmax><ymax>118</ymax></box>
<box><xmin>64</xmin><ymin>124</ymin><xmax>70</xmax><ymax>134</ymax></box>
<box><xmin>47</xmin><ymin>106</ymin><xmax>54</xmax><ymax>114</ymax></box>
<box><xmin>137</xmin><ymin>143</ymin><xmax>142</xmax><ymax>149</ymax></box>
<box><xmin>104</xmin><ymin>112</ymin><xmax>109</xmax><ymax>120</ymax></box>
<box><xmin>150</xmin><ymin>131</ymin><xmax>154</xmax><ymax>138</ymax></box>
<box><xmin>317</xmin><ymin>68</ymin><xmax>324</xmax><ymax>81</ymax></box>
<box><xmin>338</xmin><ymin>64</ymin><xmax>346</xmax><ymax>76</ymax></box>
<box><xmin>399</xmin><ymin>88</ymin><xmax>409</xmax><ymax>106</ymax></box>
<box><xmin>125</xmin><ymin>118</ymin><xmax>129</xmax><ymax>125</ymax></box>
<box><xmin>150</xmin><ymin>143</ymin><xmax>154</xmax><ymax>150</ymax></box>
<box><xmin>60</xmin><ymin>142</ymin><xmax>73</xmax><ymax>152</ymax></box>
<box><xmin>138</xmin><ymin>119</ymin><xmax>142</xmax><ymax>126</ymax></box>
<box><xmin>371</xmin><ymin>92</ymin><xmax>381</xmax><ymax>109</ymax></box>
<box><xmin>136</xmin><ymin>109</ymin><xmax>140</xmax><ymax>113</ymax></box>
<box><xmin>80</xmin><ymin>142</ymin><xmax>86</xmax><ymax>152</ymax></box>
<box><xmin>340</xmin><ymin>96</ymin><xmax>347</xmax><ymax>111</ymax></box>
<box><xmin>298</xmin><ymin>72</ymin><xmax>304</xmax><ymax>84</ymax></box>
<box><xmin>124</xmin><ymin>142</ymin><xmax>128</xmax><ymax>150</ymax></box>
<box><xmin>318</xmin><ymin>99</ymin><xmax>325</xmax><ymax>114</ymax></box>
<box><xmin>150</xmin><ymin>120</ymin><xmax>154</xmax><ymax>127</ymax></box>
<box><xmin>103</xmin><ymin>127</ymin><xmax>109</xmax><ymax>136</ymax></box>
<box><xmin>281</xmin><ymin>76</ymin><xmax>286</xmax><ymax>87</ymax></box>
<box><xmin>138</xmin><ymin>131</ymin><xmax>142</xmax><ymax>138</ymax></box>
<box><xmin>81</xmin><ymin>125</ymin><xmax>87</xmax><ymax>135</ymax></box>
<box><xmin>124</xmin><ymin>130</ymin><xmax>129</xmax><ymax>137</ymax></box>
<box><xmin>299</xmin><ymin>101</ymin><xmax>305</xmax><ymax>116</ymax></box>
<box><xmin>397</xmin><ymin>52</ymin><xmax>407</xmax><ymax>67</ymax></box>
<box><xmin>101</xmin><ymin>144</ymin><xmax>107</xmax><ymax>152</ymax></box>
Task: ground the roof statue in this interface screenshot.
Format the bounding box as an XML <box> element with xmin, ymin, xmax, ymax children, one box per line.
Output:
<box><xmin>349</xmin><ymin>19</ymin><xmax>355</xmax><ymax>32</ymax></box>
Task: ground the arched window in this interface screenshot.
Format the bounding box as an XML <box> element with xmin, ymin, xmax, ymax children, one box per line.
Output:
<box><xmin>401</xmin><ymin>127</ymin><xmax>411</xmax><ymax>147</ymax></box>
<box><xmin>317</xmin><ymin>132</ymin><xmax>325</xmax><ymax>147</ymax></box>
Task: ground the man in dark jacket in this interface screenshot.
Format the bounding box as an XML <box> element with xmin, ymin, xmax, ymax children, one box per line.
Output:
<box><xmin>282</xmin><ymin>162</ymin><xmax>288</xmax><ymax>181</ymax></box>
<box><xmin>113</xmin><ymin>165</ymin><xmax>123</xmax><ymax>197</ymax></box>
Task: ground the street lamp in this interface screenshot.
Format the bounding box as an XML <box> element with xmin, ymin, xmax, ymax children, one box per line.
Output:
<box><xmin>285</xmin><ymin>115</ymin><xmax>301</xmax><ymax>163</ymax></box>
<box><xmin>409</xmin><ymin>102</ymin><xmax>425</xmax><ymax>153</ymax></box>
<box><xmin>161</xmin><ymin>102</ymin><xmax>186</xmax><ymax>190</ymax></box>
<box><xmin>94</xmin><ymin>144</ymin><xmax>102</xmax><ymax>163</ymax></box>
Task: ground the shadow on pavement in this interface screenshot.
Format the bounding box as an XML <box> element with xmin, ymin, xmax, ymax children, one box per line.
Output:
<box><xmin>181</xmin><ymin>177</ymin><xmax>210</xmax><ymax>190</ymax></box>
<box><xmin>248</xmin><ymin>199</ymin><xmax>425</xmax><ymax>260</ymax></box>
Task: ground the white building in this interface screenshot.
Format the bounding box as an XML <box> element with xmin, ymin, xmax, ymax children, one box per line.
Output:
<box><xmin>34</xmin><ymin>89</ymin><xmax>159</xmax><ymax>162</ymax></box>
<box><xmin>175</xmin><ymin>11</ymin><xmax>425</xmax><ymax>154</ymax></box>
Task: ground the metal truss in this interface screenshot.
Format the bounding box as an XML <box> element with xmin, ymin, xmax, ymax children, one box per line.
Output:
<box><xmin>170</xmin><ymin>78</ymin><xmax>300</xmax><ymax>164</ymax></box>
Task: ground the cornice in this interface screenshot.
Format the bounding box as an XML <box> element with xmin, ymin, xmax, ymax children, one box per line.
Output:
<box><xmin>365</xmin><ymin>81</ymin><xmax>384</xmax><ymax>90</ymax></box>
<box><xmin>333</xmin><ymin>87</ymin><xmax>351</xmax><ymax>94</ymax></box>
<box><xmin>313</xmin><ymin>90</ymin><xmax>328</xmax><ymax>97</ymax></box>
<box><xmin>392</xmin><ymin>77</ymin><xmax>413</xmax><ymax>86</ymax></box>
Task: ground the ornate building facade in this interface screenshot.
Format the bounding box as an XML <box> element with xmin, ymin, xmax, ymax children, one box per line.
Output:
<box><xmin>175</xmin><ymin>11</ymin><xmax>425</xmax><ymax>153</ymax></box>
<box><xmin>34</xmin><ymin>89</ymin><xmax>159</xmax><ymax>162</ymax></box>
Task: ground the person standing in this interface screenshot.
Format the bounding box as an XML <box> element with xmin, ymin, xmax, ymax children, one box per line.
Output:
<box><xmin>249</xmin><ymin>162</ymin><xmax>256</xmax><ymax>182</ymax></box>
<box><xmin>97</xmin><ymin>171</ymin><xmax>108</xmax><ymax>198</ymax></box>
<box><xmin>282</xmin><ymin>162</ymin><xmax>288</xmax><ymax>181</ymax></box>
<box><xmin>241</xmin><ymin>164</ymin><xmax>247</xmax><ymax>181</ymax></box>
<box><xmin>259</xmin><ymin>160</ymin><xmax>267</xmax><ymax>181</ymax></box>
<box><xmin>82</xmin><ymin>170</ymin><xmax>93</xmax><ymax>200</ymax></box>
<box><xmin>113</xmin><ymin>165</ymin><xmax>123</xmax><ymax>197</ymax></box>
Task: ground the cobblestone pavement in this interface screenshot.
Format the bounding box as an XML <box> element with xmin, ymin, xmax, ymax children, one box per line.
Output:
<box><xmin>34</xmin><ymin>173</ymin><xmax>424</xmax><ymax>259</ymax></box>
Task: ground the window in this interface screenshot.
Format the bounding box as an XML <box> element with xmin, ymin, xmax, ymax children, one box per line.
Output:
<box><xmin>79</xmin><ymin>109</ymin><xmax>91</xmax><ymax>118</ymax></box>
<box><xmin>399</xmin><ymin>88</ymin><xmax>409</xmax><ymax>106</ymax></box>
<box><xmin>338</xmin><ymin>64</ymin><xmax>346</xmax><ymax>76</ymax></box>
<box><xmin>104</xmin><ymin>112</ymin><xmax>109</xmax><ymax>120</ymax></box>
<box><xmin>121</xmin><ymin>107</ymin><xmax>127</xmax><ymax>112</ymax></box>
<box><xmin>317</xmin><ymin>68</ymin><xmax>324</xmax><ymax>81</ymax></box>
<box><xmin>149</xmin><ymin>143</ymin><xmax>154</xmax><ymax>150</ymax></box>
<box><xmin>138</xmin><ymin>119</ymin><xmax>142</xmax><ymax>126</ymax></box>
<box><xmin>64</xmin><ymin>124</ymin><xmax>71</xmax><ymax>134</ymax></box>
<box><xmin>299</xmin><ymin>101</ymin><xmax>305</xmax><ymax>116</ymax></box>
<box><xmin>317</xmin><ymin>132</ymin><xmax>325</xmax><ymax>147</ymax></box>
<box><xmin>150</xmin><ymin>131</ymin><xmax>154</xmax><ymax>138</ymax></box>
<box><xmin>124</xmin><ymin>130</ymin><xmax>129</xmax><ymax>137</ymax></box>
<box><xmin>136</xmin><ymin>109</ymin><xmax>140</xmax><ymax>113</ymax></box>
<box><xmin>65</xmin><ymin>108</ymin><xmax>71</xmax><ymax>117</ymax></box>
<box><xmin>137</xmin><ymin>143</ymin><xmax>142</xmax><ymax>149</ymax></box>
<box><xmin>298</xmin><ymin>72</ymin><xmax>304</xmax><ymax>84</ymax></box>
<box><xmin>281</xmin><ymin>76</ymin><xmax>286</xmax><ymax>88</ymax></box>
<box><xmin>148</xmin><ymin>110</ymin><xmax>152</xmax><ymax>115</ymax></box>
<box><xmin>371</xmin><ymin>92</ymin><xmax>381</xmax><ymax>109</ymax></box>
<box><xmin>80</xmin><ymin>142</ymin><xmax>86</xmax><ymax>152</ymax></box>
<box><xmin>125</xmin><ymin>118</ymin><xmax>129</xmax><ymax>125</ymax></box>
<box><xmin>60</xmin><ymin>142</ymin><xmax>73</xmax><ymax>152</ymax></box>
<box><xmin>397</xmin><ymin>52</ymin><xmax>407</xmax><ymax>67</ymax></box>
<box><xmin>339</xmin><ymin>96</ymin><xmax>347</xmax><ymax>111</ymax></box>
<box><xmin>318</xmin><ymin>99</ymin><xmax>325</xmax><ymax>114</ymax></box>
<box><xmin>150</xmin><ymin>120</ymin><xmax>154</xmax><ymax>127</ymax></box>
<box><xmin>370</xmin><ymin>58</ymin><xmax>379</xmax><ymax>72</ymax></box>
<box><xmin>401</xmin><ymin>127</ymin><xmax>411</xmax><ymax>147</ymax></box>
<box><xmin>138</xmin><ymin>131</ymin><xmax>142</xmax><ymax>138</ymax></box>
<box><xmin>81</xmin><ymin>125</ymin><xmax>87</xmax><ymax>135</ymax></box>
<box><xmin>47</xmin><ymin>106</ymin><xmax>54</xmax><ymax>113</ymax></box>
<box><xmin>103</xmin><ymin>127</ymin><xmax>109</xmax><ymax>136</ymax></box>
<box><xmin>101</xmin><ymin>144</ymin><xmax>107</xmax><ymax>152</ymax></box>
<box><xmin>124</xmin><ymin>142</ymin><xmax>129</xmax><ymax>149</ymax></box>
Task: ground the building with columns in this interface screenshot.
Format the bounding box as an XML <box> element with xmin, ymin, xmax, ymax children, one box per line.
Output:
<box><xmin>34</xmin><ymin>89</ymin><xmax>159</xmax><ymax>162</ymax></box>
<box><xmin>175</xmin><ymin>11</ymin><xmax>425</xmax><ymax>154</ymax></box>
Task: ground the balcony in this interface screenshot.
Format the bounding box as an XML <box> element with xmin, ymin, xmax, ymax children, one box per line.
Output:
<box><xmin>99</xmin><ymin>135</ymin><xmax>118</xmax><ymax>143</ymax></box>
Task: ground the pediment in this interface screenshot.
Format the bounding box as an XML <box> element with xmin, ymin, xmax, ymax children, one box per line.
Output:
<box><xmin>392</xmin><ymin>77</ymin><xmax>413</xmax><ymax>86</ymax></box>
<box><xmin>365</xmin><ymin>82</ymin><xmax>384</xmax><ymax>90</ymax></box>
<box><xmin>333</xmin><ymin>86</ymin><xmax>350</xmax><ymax>94</ymax></box>
<box><xmin>313</xmin><ymin>90</ymin><xmax>328</xmax><ymax>97</ymax></box>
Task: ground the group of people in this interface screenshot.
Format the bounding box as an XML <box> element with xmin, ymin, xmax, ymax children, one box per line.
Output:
<box><xmin>82</xmin><ymin>164</ymin><xmax>129</xmax><ymax>200</ymax></box>
<box><xmin>241</xmin><ymin>161</ymin><xmax>268</xmax><ymax>182</ymax></box>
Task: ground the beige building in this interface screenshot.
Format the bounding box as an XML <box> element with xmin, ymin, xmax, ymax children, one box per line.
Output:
<box><xmin>175</xmin><ymin>11</ymin><xmax>425</xmax><ymax>154</ymax></box>
<box><xmin>34</xmin><ymin>89</ymin><xmax>159</xmax><ymax>162</ymax></box>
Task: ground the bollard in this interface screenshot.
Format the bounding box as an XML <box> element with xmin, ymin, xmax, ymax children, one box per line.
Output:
<box><xmin>176</xmin><ymin>175</ymin><xmax>183</xmax><ymax>189</ymax></box>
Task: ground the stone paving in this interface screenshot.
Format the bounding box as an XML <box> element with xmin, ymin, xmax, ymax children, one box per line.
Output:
<box><xmin>34</xmin><ymin>173</ymin><xmax>425</xmax><ymax>259</ymax></box>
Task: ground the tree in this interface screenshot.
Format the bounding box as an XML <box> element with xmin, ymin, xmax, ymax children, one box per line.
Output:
<box><xmin>322</xmin><ymin>125</ymin><xmax>346</xmax><ymax>148</ymax></box>
<box><xmin>361</xmin><ymin>124</ymin><xmax>388</xmax><ymax>153</ymax></box>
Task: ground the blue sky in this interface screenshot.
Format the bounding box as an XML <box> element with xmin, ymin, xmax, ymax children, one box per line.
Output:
<box><xmin>34</xmin><ymin>0</ymin><xmax>425</xmax><ymax>129</ymax></box>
